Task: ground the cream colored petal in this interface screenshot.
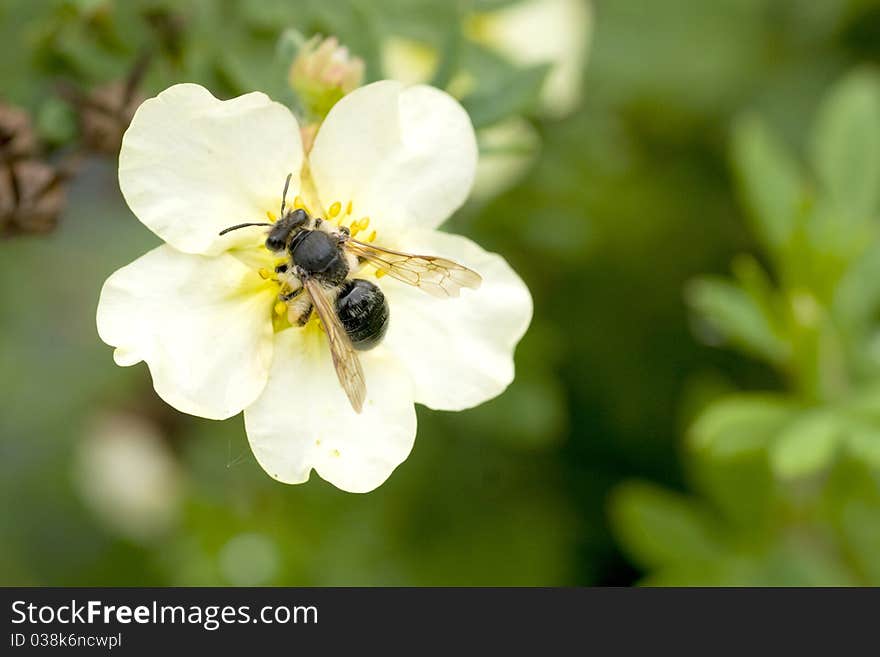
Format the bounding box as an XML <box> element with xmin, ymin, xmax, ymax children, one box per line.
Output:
<box><xmin>309</xmin><ymin>80</ymin><xmax>477</xmax><ymax>233</ymax></box>
<box><xmin>244</xmin><ymin>328</ymin><xmax>416</xmax><ymax>493</ymax></box>
<box><xmin>378</xmin><ymin>229</ymin><xmax>533</xmax><ymax>410</ymax></box>
<box><xmin>119</xmin><ymin>83</ymin><xmax>303</xmax><ymax>256</ymax></box>
<box><xmin>96</xmin><ymin>245</ymin><xmax>276</xmax><ymax>420</ymax></box>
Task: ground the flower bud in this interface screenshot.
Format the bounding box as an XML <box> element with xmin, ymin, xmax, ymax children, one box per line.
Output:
<box><xmin>289</xmin><ymin>35</ymin><xmax>365</xmax><ymax>119</ymax></box>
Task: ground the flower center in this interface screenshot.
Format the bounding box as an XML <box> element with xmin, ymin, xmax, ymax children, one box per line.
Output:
<box><xmin>252</xmin><ymin>196</ymin><xmax>382</xmax><ymax>333</ymax></box>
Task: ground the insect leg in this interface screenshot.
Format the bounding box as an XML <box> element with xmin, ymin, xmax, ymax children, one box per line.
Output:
<box><xmin>279</xmin><ymin>287</ymin><xmax>302</xmax><ymax>302</ymax></box>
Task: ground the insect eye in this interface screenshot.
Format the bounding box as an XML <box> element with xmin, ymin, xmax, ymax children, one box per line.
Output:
<box><xmin>265</xmin><ymin>235</ymin><xmax>286</xmax><ymax>252</ymax></box>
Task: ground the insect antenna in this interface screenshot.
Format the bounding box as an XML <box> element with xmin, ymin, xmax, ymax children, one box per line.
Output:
<box><xmin>218</xmin><ymin>222</ymin><xmax>272</xmax><ymax>236</ymax></box>
<box><xmin>280</xmin><ymin>172</ymin><xmax>293</xmax><ymax>217</ymax></box>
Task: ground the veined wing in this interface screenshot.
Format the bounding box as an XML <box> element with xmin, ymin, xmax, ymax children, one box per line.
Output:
<box><xmin>346</xmin><ymin>239</ymin><xmax>482</xmax><ymax>298</ymax></box>
<box><xmin>303</xmin><ymin>278</ymin><xmax>366</xmax><ymax>413</ymax></box>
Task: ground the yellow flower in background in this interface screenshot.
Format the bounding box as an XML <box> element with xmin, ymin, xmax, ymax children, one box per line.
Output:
<box><xmin>381</xmin><ymin>37</ymin><xmax>441</xmax><ymax>87</ymax></box>
<box><xmin>96</xmin><ymin>82</ymin><xmax>532</xmax><ymax>493</ymax></box>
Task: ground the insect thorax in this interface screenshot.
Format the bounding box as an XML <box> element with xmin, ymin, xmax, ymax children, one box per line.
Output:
<box><xmin>289</xmin><ymin>229</ymin><xmax>349</xmax><ymax>286</ymax></box>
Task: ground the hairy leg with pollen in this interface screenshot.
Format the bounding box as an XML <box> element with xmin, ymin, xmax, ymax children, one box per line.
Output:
<box><xmin>271</xmin><ymin>266</ymin><xmax>312</xmax><ymax>326</ymax></box>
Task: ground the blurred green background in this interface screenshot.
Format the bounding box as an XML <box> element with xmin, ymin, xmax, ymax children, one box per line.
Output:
<box><xmin>3</xmin><ymin>0</ymin><xmax>880</xmax><ymax>586</ymax></box>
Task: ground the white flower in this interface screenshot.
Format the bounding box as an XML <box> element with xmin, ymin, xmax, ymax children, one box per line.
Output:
<box><xmin>380</xmin><ymin>1</ymin><xmax>590</xmax><ymax>200</ymax></box>
<box><xmin>468</xmin><ymin>0</ymin><xmax>594</xmax><ymax>118</ymax></box>
<box><xmin>73</xmin><ymin>412</ymin><xmax>182</xmax><ymax>541</ymax></box>
<box><xmin>382</xmin><ymin>0</ymin><xmax>594</xmax><ymax>119</ymax></box>
<box><xmin>96</xmin><ymin>81</ymin><xmax>532</xmax><ymax>493</ymax></box>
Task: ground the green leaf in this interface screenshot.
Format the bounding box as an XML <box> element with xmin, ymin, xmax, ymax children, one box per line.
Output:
<box><xmin>689</xmin><ymin>394</ymin><xmax>799</xmax><ymax>459</ymax></box>
<box><xmin>769</xmin><ymin>409</ymin><xmax>842</xmax><ymax>478</ymax></box>
<box><xmin>689</xmin><ymin>452</ymin><xmax>776</xmax><ymax>531</ymax></box>
<box><xmin>35</xmin><ymin>97</ymin><xmax>77</xmax><ymax>146</ymax></box>
<box><xmin>810</xmin><ymin>69</ymin><xmax>880</xmax><ymax>221</ymax></box>
<box><xmin>429</xmin><ymin>20</ymin><xmax>463</xmax><ymax>91</ymax></box>
<box><xmin>839</xmin><ymin>500</ymin><xmax>880</xmax><ymax>584</ymax></box>
<box><xmin>759</xmin><ymin>542</ymin><xmax>858</xmax><ymax>586</ymax></box>
<box><xmin>639</xmin><ymin>562</ymin><xmax>730</xmax><ymax>587</ymax></box>
<box><xmin>462</xmin><ymin>64</ymin><xmax>550</xmax><ymax>128</ymax></box>
<box><xmin>609</xmin><ymin>482</ymin><xmax>723</xmax><ymax>570</ymax></box>
<box><xmin>833</xmin><ymin>241</ymin><xmax>880</xmax><ymax>336</ymax></box>
<box><xmin>844</xmin><ymin>420</ymin><xmax>880</xmax><ymax>469</ymax></box>
<box><xmin>840</xmin><ymin>382</ymin><xmax>880</xmax><ymax>421</ymax></box>
<box><xmin>686</xmin><ymin>276</ymin><xmax>788</xmax><ymax>365</ymax></box>
<box><xmin>731</xmin><ymin>113</ymin><xmax>805</xmax><ymax>253</ymax></box>
<box><xmin>276</xmin><ymin>28</ymin><xmax>307</xmax><ymax>65</ymax></box>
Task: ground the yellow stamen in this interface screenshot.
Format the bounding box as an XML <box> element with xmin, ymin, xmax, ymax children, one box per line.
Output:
<box><xmin>328</xmin><ymin>202</ymin><xmax>341</xmax><ymax>219</ymax></box>
<box><xmin>294</xmin><ymin>195</ymin><xmax>309</xmax><ymax>213</ymax></box>
<box><xmin>258</xmin><ymin>268</ymin><xmax>272</xmax><ymax>280</ymax></box>
<box><xmin>366</xmin><ymin>229</ymin><xmax>377</xmax><ymax>242</ymax></box>
<box><xmin>274</xmin><ymin>301</ymin><xmax>287</xmax><ymax>316</ymax></box>
<box><xmin>266</xmin><ymin>210</ymin><xmax>277</xmax><ymax>222</ymax></box>
<box><xmin>375</xmin><ymin>269</ymin><xmax>386</xmax><ymax>279</ymax></box>
<box><xmin>345</xmin><ymin>200</ymin><xmax>353</xmax><ymax>215</ymax></box>
<box><xmin>349</xmin><ymin>216</ymin><xmax>370</xmax><ymax>237</ymax></box>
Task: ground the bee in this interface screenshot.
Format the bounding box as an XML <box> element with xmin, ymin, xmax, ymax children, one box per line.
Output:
<box><xmin>219</xmin><ymin>174</ymin><xmax>482</xmax><ymax>413</ymax></box>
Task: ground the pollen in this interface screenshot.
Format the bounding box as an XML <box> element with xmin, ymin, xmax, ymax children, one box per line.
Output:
<box><xmin>266</xmin><ymin>210</ymin><xmax>277</xmax><ymax>222</ymax></box>
<box><xmin>345</xmin><ymin>200</ymin><xmax>353</xmax><ymax>215</ymax></box>
<box><xmin>375</xmin><ymin>269</ymin><xmax>386</xmax><ymax>279</ymax></box>
<box><xmin>349</xmin><ymin>216</ymin><xmax>370</xmax><ymax>237</ymax></box>
<box><xmin>274</xmin><ymin>301</ymin><xmax>287</xmax><ymax>316</ymax></box>
<box><xmin>294</xmin><ymin>195</ymin><xmax>309</xmax><ymax>213</ymax></box>
<box><xmin>328</xmin><ymin>201</ymin><xmax>341</xmax><ymax>219</ymax></box>
<box><xmin>258</xmin><ymin>268</ymin><xmax>273</xmax><ymax>280</ymax></box>
<box><xmin>366</xmin><ymin>229</ymin><xmax>377</xmax><ymax>242</ymax></box>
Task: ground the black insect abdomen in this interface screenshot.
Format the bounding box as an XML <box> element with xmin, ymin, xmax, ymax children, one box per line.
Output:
<box><xmin>290</xmin><ymin>229</ymin><xmax>348</xmax><ymax>286</ymax></box>
<box><xmin>335</xmin><ymin>279</ymin><xmax>390</xmax><ymax>350</ymax></box>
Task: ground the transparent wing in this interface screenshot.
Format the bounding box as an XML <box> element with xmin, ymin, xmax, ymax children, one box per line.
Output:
<box><xmin>303</xmin><ymin>278</ymin><xmax>366</xmax><ymax>413</ymax></box>
<box><xmin>346</xmin><ymin>239</ymin><xmax>482</xmax><ymax>298</ymax></box>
